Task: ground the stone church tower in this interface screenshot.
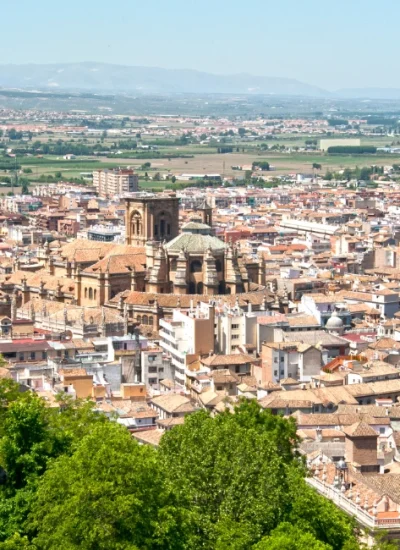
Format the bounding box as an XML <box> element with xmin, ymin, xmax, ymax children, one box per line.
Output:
<box><xmin>125</xmin><ymin>194</ymin><xmax>180</xmax><ymax>246</ymax></box>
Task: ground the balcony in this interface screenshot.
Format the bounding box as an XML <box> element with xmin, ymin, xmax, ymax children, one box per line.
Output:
<box><xmin>307</xmin><ymin>476</ymin><xmax>400</xmax><ymax>530</ymax></box>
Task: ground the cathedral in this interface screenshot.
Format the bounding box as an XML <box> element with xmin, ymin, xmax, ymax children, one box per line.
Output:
<box><xmin>3</xmin><ymin>193</ymin><xmax>273</xmax><ymax>331</ymax></box>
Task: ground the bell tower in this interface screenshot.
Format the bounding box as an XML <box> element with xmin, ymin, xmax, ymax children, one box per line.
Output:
<box><xmin>125</xmin><ymin>194</ymin><xmax>180</xmax><ymax>246</ymax></box>
<box><xmin>197</xmin><ymin>199</ymin><xmax>213</xmax><ymax>227</ymax></box>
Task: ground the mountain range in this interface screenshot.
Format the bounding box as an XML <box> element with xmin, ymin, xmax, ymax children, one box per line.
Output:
<box><xmin>0</xmin><ymin>62</ymin><xmax>400</xmax><ymax>99</ymax></box>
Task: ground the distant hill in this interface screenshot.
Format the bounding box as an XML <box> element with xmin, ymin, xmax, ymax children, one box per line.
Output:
<box><xmin>336</xmin><ymin>87</ymin><xmax>400</xmax><ymax>100</ymax></box>
<box><xmin>0</xmin><ymin>62</ymin><xmax>328</xmax><ymax>96</ymax></box>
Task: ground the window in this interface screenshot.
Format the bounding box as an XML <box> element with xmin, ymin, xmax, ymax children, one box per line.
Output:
<box><xmin>274</xmin><ymin>357</ymin><xmax>278</xmax><ymax>363</ymax></box>
<box><xmin>148</xmin><ymin>367</ymin><xmax>158</xmax><ymax>373</ymax></box>
<box><xmin>19</xmin><ymin>354</ymin><xmax>24</xmax><ymax>361</ymax></box>
<box><xmin>280</xmin><ymin>370</ymin><xmax>284</xmax><ymax>375</ymax></box>
<box><xmin>232</xmin><ymin>334</ymin><xmax>239</xmax><ymax>340</ymax></box>
<box><xmin>30</xmin><ymin>352</ymin><xmax>36</xmax><ymax>360</ymax></box>
<box><xmin>232</xmin><ymin>324</ymin><xmax>239</xmax><ymax>329</ymax></box>
<box><xmin>148</xmin><ymin>378</ymin><xmax>158</xmax><ymax>385</ymax></box>
<box><xmin>190</xmin><ymin>260</ymin><xmax>202</xmax><ymax>273</ymax></box>
<box><xmin>280</xmin><ymin>356</ymin><xmax>284</xmax><ymax>362</ymax></box>
<box><xmin>89</xmin><ymin>288</ymin><xmax>93</xmax><ymax>300</ymax></box>
<box><xmin>158</xmin><ymin>367</ymin><xmax>164</xmax><ymax>373</ymax></box>
<box><xmin>84</xmin><ymin>288</ymin><xmax>88</xmax><ymax>298</ymax></box>
<box><xmin>274</xmin><ymin>370</ymin><xmax>278</xmax><ymax>376</ymax></box>
<box><xmin>379</xmin><ymin>427</ymin><xmax>385</xmax><ymax>434</ymax></box>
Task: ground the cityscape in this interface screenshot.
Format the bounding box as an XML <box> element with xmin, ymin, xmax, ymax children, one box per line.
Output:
<box><xmin>3</xmin><ymin>1</ymin><xmax>400</xmax><ymax>549</ymax></box>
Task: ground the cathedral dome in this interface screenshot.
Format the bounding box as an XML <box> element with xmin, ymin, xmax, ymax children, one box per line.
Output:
<box><xmin>165</xmin><ymin>222</ymin><xmax>225</xmax><ymax>254</ymax></box>
<box><xmin>326</xmin><ymin>310</ymin><xmax>344</xmax><ymax>330</ymax></box>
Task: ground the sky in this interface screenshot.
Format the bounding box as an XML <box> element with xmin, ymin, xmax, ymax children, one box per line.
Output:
<box><xmin>2</xmin><ymin>0</ymin><xmax>399</xmax><ymax>90</ymax></box>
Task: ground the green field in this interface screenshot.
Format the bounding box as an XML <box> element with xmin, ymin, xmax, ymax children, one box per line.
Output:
<box><xmin>1</xmin><ymin>131</ymin><xmax>399</xmax><ymax>192</ymax></box>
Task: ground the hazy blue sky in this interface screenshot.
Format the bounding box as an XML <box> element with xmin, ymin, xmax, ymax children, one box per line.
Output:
<box><xmin>2</xmin><ymin>0</ymin><xmax>398</xmax><ymax>90</ymax></box>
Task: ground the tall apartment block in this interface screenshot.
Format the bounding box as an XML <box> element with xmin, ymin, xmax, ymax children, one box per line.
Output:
<box><xmin>93</xmin><ymin>169</ymin><xmax>139</xmax><ymax>198</ymax></box>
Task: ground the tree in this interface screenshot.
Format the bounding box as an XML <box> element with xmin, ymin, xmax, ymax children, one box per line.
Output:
<box><xmin>343</xmin><ymin>168</ymin><xmax>353</xmax><ymax>181</ymax></box>
<box><xmin>159</xmin><ymin>401</ymin><xmax>359</xmax><ymax>550</ymax></box>
<box><xmin>7</xmin><ymin>130</ymin><xmax>23</xmax><ymax>141</ymax></box>
<box><xmin>0</xmin><ymin>534</ymin><xmax>36</xmax><ymax>549</ymax></box>
<box><xmin>28</xmin><ymin>423</ymin><xmax>186</xmax><ymax>550</ymax></box>
<box><xmin>238</xmin><ymin>127</ymin><xmax>246</xmax><ymax>137</ymax></box>
<box><xmin>159</xmin><ymin>401</ymin><xmax>300</xmax><ymax>549</ymax></box>
<box><xmin>171</xmin><ymin>176</ymin><xmax>176</xmax><ymax>184</ymax></box>
<box><xmin>254</xmin><ymin>523</ymin><xmax>332</xmax><ymax>550</ymax></box>
<box><xmin>0</xmin><ymin>395</ymin><xmax>54</xmax><ymax>490</ymax></box>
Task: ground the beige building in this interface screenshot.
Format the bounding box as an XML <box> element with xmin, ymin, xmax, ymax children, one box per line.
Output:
<box><xmin>319</xmin><ymin>138</ymin><xmax>361</xmax><ymax>152</ymax></box>
<box><xmin>93</xmin><ymin>169</ymin><xmax>138</xmax><ymax>198</ymax></box>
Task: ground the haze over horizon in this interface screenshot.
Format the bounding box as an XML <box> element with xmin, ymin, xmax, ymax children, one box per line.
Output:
<box><xmin>3</xmin><ymin>0</ymin><xmax>400</xmax><ymax>92</ymax></box>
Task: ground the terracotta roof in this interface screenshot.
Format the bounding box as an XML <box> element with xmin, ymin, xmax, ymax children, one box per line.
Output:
<box><xmin>83</xmin><ymin>253</ymin><xmax>146</xmax><ymax>274</ymax></box>
<box><xmin>344</xmin><ymin>421</ymin><xmax>379</xmax><ymax>438</ymax></box>
<box><xmin>202</xmin><ymin>353</ymin><xmax>254</xmax><ymax>367</ymax></box>
<box><xmin>150</xmin><ymin>394</ymin><xmax>195</xmax><ymax>414</ymax></box>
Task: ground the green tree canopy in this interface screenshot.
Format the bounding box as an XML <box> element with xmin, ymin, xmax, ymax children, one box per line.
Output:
<box><xmin>28</xmin><ymin>423</ymin><xmax>186</xmax><ymax>550</ymax></box>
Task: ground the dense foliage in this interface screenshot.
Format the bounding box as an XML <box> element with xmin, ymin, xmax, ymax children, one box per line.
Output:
<box><xmin>0</xmin><ymin>381</ymin><xmax>395</xmax><ymax>549</ymax></box>
<box><xmin>327</xmin><ymin>146</ymin><xmax>377</xmax><ymax>154</ymax></box>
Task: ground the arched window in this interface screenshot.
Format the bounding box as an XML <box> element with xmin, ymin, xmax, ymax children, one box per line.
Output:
<box><xmin>131</xmin><ymin>211</ymin><xmax>142</xmax><ymax>236</ymax></box>
<box><xmin>215</xmin><ymin>259</ymin><xmax>222</xmax><ymax>272</ymax></box>
<box><xmin>84</xmin><ymin>288</ymin><xmax>88</xmax><ymax>298</ymax></box>
<box><xmin>89</xmin><ymin>288</ymin><xmax>93</xmax><ymax>300</ymax></box>
<box><xmin>148</xmin><ymin>316</ymin><xmax>153</xmax><ymax>325</ymax></box>
<box><xmin>137</xmin><ymin>315</ymin><xmax>142</xmax><ymax>324</ymax></box>
<box><xmin>156</xmin><ymin>211</ymin><xmax>171</xmax><ymax>239</ymax></box>
<box><xmin>197</xmin><ymin>282</ymin><xmax>204</xmax><ymax>294</ymax></box>
<box><xmin>94</xmin><ymin>289</ymin><xmax>97</xmax><ymax>300</ymax></box>
<box><xmin>170</xmin><ymin>259</ymin><xmax>177</xmax><ymax>271</ymax></box>
<box><xmin>142</xmin><ymin>315</ymin><xmax>148</xmax><ymax>325</ymax></box>
<box><xmin>189</xmin><ymin>282</ymin><xmax>196</xmax><ymax>294</ymax></box>
<box><xmin>190</xmin><ymin>260</ymin><xmax>202</xmax><ymax>273</ymax></box>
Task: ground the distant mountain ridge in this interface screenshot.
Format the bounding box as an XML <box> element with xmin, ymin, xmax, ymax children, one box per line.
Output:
<box><xmin>2</xmin><ymin>63</ymin><xmax>400</xmax><ymax>99</ymax></box>
<box><xmin>0</xmin><ymin>62</ymin><xmax>328</xmax><ymax>96</ymax></box>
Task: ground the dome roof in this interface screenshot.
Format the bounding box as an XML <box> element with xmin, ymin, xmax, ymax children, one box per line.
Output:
<box><xmin>326</xmin><ymin>310</ymin><xmax>344</xmax><ymax>330</ymax></box>
<box><xmin>165</xmin><ymin>225</ymin><xmax>225</xmax><ymax>254</ymax></box>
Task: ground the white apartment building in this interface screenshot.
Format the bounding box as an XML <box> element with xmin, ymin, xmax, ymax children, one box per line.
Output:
<box><xmin>93</xmin><ymin>169</ymin><xmax>139</xmax><ymax>198</ymax></box>
<box><xmin>214</xmin><ymin>302</ymin><xmax>269</xmax><ymax>354</ymax></box>
<box><xmin>141</xmin><ymin>348</ymin><xmax>173</xmax><ymax>390</ymax></box>
<box><xmin>159</xmin><ymin>303</ymin><xmax>214</xmax><ymax>387</ymax></box>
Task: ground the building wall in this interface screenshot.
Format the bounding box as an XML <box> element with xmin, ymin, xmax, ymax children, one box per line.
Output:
<box><xmin>345</xmin><ymin>436</ymin><xmax>377</xmax><ymax>466</ymax></box>
<box><xmin>63</xmin><ymin>375</ymin><xmax>93</xmax><ymax>398</ymax></box>
<box><xmin>320</xmin><ymin>138</ymin><xmax>361</xmax><ymax>152</ymax></box>
<box><xmin>299</xmin><ymin>347</ymin><xmax>322</xmax><ymax>381</ymax></box>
